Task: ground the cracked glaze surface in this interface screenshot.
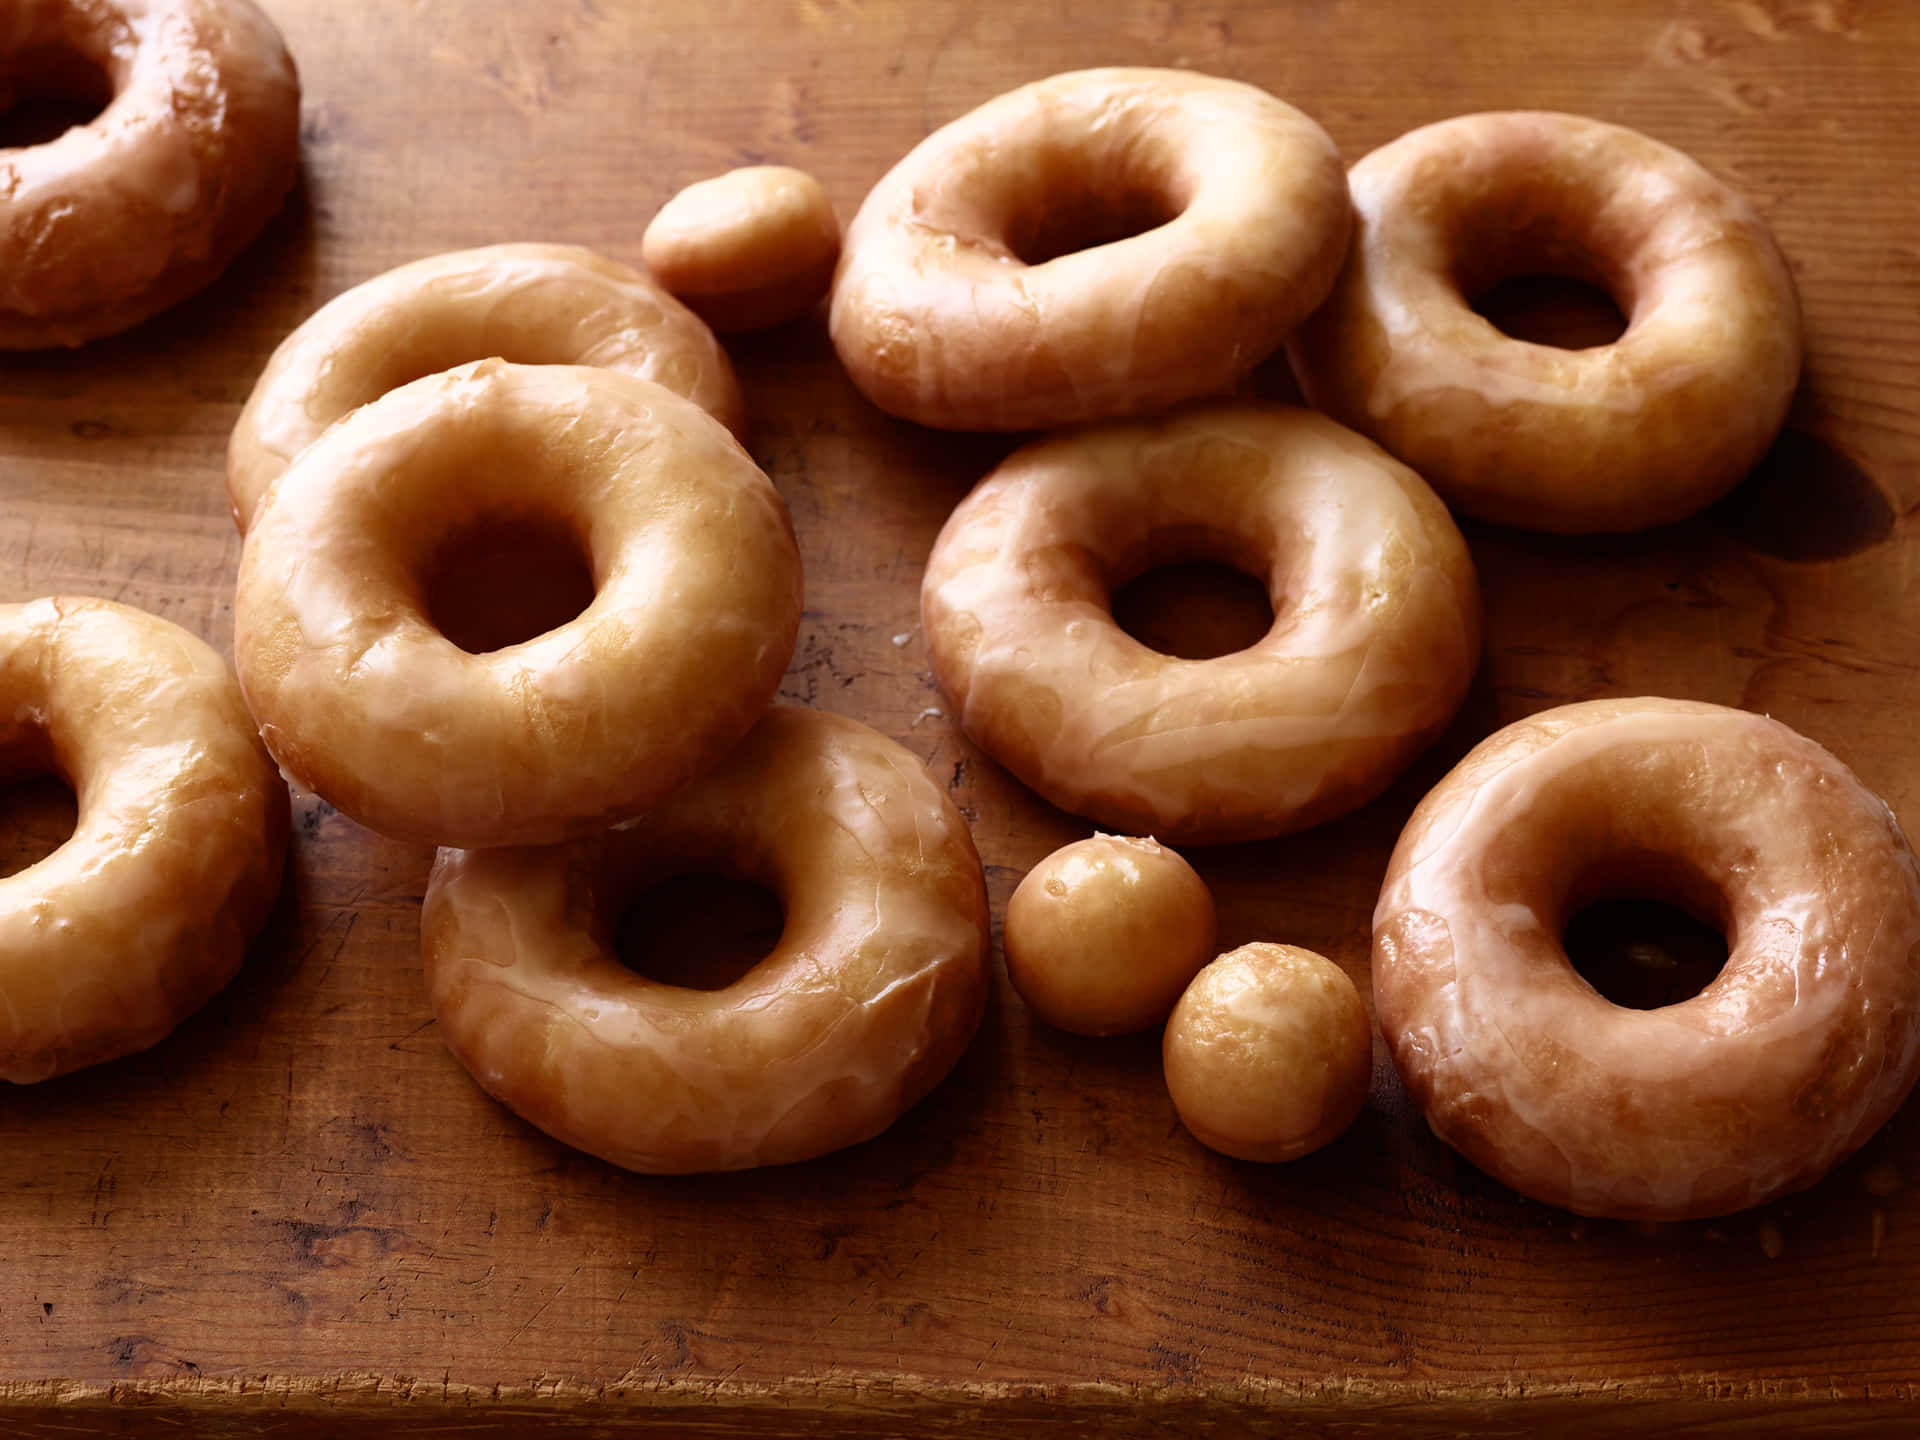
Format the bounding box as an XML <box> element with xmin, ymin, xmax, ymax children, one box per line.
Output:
<box><xmin>1287</xmin><ymin>111</ymin><xmax>1802</xmax><ymax>534</ymax></box>
<box><xmin>1373</xmin><ymin>697</ymin><xmax>1920</xmax><ymax>1220</ymax></box>
<box><xmin>0</xmin><ymin>0</ymin><xmax>299</xmax><ymax>347</ymax></box>
<box><xmin>921</xmin><ymin>400</ymin><xmax>1482</xmax><ymax>845</ymax></box>
<box><xmin>0</xmin><ymin>597</ymin><xmax>288</xmax><ymax>1082</ymax></box>
<box><xmin>233</xmin><ymin>361</ymin><xmax>801</xmax><ymax>849</ymax></box>
<box><xmin>226</xmin><ymin>243</ymin><xmax>746</xmax><ymax>531</ymax></box>
<box><xmin>421</xmin><ymin>705</ymin><xmax>991</xmax><ymax>1175</ymax></box>
<box><xmin>830</xmin><ymin>67</ymin><xmax>1351</xmax><ymax>431</ymax></box>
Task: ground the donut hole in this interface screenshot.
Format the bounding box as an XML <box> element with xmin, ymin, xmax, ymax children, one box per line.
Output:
<box><xmin>612</xmin><ymin>872</ymin><xmax>786</xmax><ymax>992</ymax></box>
<box><xmin>1111</xmin><ymin>560</ymin><xmax>1275</xmax><ymax>660</ymax></box>
<box><xmin>1563</xmin><ymin>896</ymin><xmax>1729</xmax><ymax>1010</ymax></box>
<box><xmin>999</xmin><ymin>143</ymin><xmax>1190</xmax><ymax>266</ymax></box>
<box><xmin>0</xmin><ymin>727</ymin><xmax>76</xmax><ymax>878</ymax></box>
<box><xmin>1452</xmin><ymin>211</ymin><xmax>1632</xmax><ymax>350</ymax></box>
<box><xmin>0</xmin><ymin>45</ymin><xmax>115</xmax><ymax>148</ymax></box>
<box><xmin>1472</xmin><ymin>274</ymin><xmax>1627</xmax><ymax>350</ymax></box>
<box><xmin>424</xmin><ymin>514</ymin><xmax>598</xmax><ymax>654</ymax></box>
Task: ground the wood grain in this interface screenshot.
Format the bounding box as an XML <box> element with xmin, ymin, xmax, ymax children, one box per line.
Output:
<box><xmin>3</xmin><ymin>0</ymin><xmax>1920</xmax><ymax>1434</ymax></box>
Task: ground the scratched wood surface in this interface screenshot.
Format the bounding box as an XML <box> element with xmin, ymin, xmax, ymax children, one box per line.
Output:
<box><xmin>3</xmin><ymin>0</ymin><xmax>1920</xmax><ymax>1435</ymax></box>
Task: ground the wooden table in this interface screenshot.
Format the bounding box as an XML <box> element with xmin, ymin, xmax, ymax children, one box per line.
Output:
<box><xmin>4</xmin><ymin>0</ymin><xmax>1919</xmax><ymax>1434</ymax></box>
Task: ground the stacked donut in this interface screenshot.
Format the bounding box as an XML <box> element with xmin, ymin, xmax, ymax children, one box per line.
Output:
<box><xmin>228</xmin><ymin>240</ymin><xmax>990</xmax><ymax>1173</ymax></box>
<box><xmin>826</xmin><ymin>68</ymin><xmax>1920</xmax><ymax>1219</ymax></box>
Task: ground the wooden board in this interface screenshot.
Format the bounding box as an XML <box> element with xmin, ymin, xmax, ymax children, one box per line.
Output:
<box><xmin>4</xmin><ymin>0</ymin><xmax>1920</xmax><ymax>1433</ymax></box>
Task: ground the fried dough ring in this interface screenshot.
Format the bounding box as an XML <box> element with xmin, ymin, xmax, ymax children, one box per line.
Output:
<box><xmin>1288</xmin><ymin>112</ymin><xmax>1803</xmax><ymax>533</ymax></box>
<box><xmin>1373</xmin><ymin>697</ymin><xmax>1920</xmax><ymax>1219</ymax></box>
<box><xmin>831</xmin><ymin>67</ymin><xmax>1351</xmax><ymax>431</ymax></box>
<box><xmin>921</xmin><ymin>401</ymin><xmax>1481</xmax><ymax>844</ymax></box>
<box><xmin>227</xmin><ymin>243</ymin><xmax>746</xmax><ymax>530</ymax></box>
<box><xmin>234</xmin><ymin>360</ymin><xmax>801</xmax><ymax>849</ymax></box>
<box><xmin>0</xmin><ymin>597</ymin><xmax>287</xmax><ymax>1081</ymax></box>
<box><xmin>422</xmin><ymin>706</ymin><xmax>991</xmax><ymax>1174</ymax></box>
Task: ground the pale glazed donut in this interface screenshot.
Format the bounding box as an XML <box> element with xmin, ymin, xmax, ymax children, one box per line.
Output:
<box><xmin>830</xmin><ymin>67</ymin><xmax>1352</xmax><ymax>431</ymax></box>
<box><xmin>0</xmin><ymin>0</ymin><xmax>299</xmax><ymax>348</ymax></box>
<box><xmin>227</xmin><ymin>243</ymin><xmax>747</xmax><ymax>531</ymax></box>
<box><xmin>0</xmin><ymin>597</ymin><xmax>287</xmax><ymax>1081</ymax></box>
<box><xmin>422</xmin><ymin>705</ymin><xmax>991</xmax><ymax>1174</ymax></box>
<box><xmin>642</xmin><ymin>166</ymin><xmax>841</xmax><ymax>333</ymax></box>
<box><xmin>1373</xmin><ymin>697</ymin><xmax>1920</xmax><ymax>1220</ymax></box>
<box><xmin>1164</xmin><ymin>943</ymin><xmax>1373</xmax><ymax>1163</ymax></box>
<box><xmin>234</xmin><ymin>360</ymin><xmax>802</xmax><ymax>849</ymax></box>
<box><xmin>1287</xmin><ymin>112</ymin><xmax>1803</xmax><ymax>534</ymax></box>
<box><xmin>921</xmin><ymin>400</ymin><xmax>1482</xmax><ymax>845</ymax></box>
<box><xmin>1003</xmin><ymin>833</ymin><xmax>1217</xmax><ymax>1036</ymax></box>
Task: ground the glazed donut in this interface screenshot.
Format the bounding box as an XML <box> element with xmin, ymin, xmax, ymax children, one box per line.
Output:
<box><xmin>642</xmin><ymin>166</ymin><xmax>841</xmax><ymax>333</ymax></box>
<box><xmin>421</xmin><ymin>705</ymin><xmax>991</xmax><ymax>1174</ymax></box>
<box><xmin>1373</xmin><ymin>697</ymin><xmax>1920</xmax><ymax>1220</ymax></box>
<box><xmin>1164</xmin><ymin>943</ymin><xmax>1373</xmax><ymax>1164</ymax></box>
<box><xmin>0</xmin><ymin>0</ymin><xmax>300</xmax><ymax>349</ymax></box>
<box><xmin>0</xmin><ymin>597</ymin><xmax>287</xmax><ymax>1081</ymax></box>
<box><xmin>227</xmin><ymin>243</ymin><xmax>747</xmax><ymax>531</ymax></box>
<box><xmin>830</xmin><ymin>67</ymin><xmax>1351</xmax><ymax>431</ymax></box>
<box><xmin>921</xmin><ymin>400</ymin><xmax>1482</xmax><ymax>845</ymax></box>
<box><xmin>1003</xmin><ymin>833</ymin><xmax>1217</xmax><ymax>1036</ymax></box>
<box><xmin>1287</xmin><ymin>112</ymin><xmax>1803</xmax><ymax>534</ymax></box>
<box><xmin>234</xmin><ymin>360</ymin><xmax>802</xmax><ymax>849</ymax></box>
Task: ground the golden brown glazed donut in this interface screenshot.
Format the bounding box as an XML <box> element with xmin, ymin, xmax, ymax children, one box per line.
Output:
<box><xmin>422</xmin><ymin>706</ymin><xmax>991</xmax><ymax>1174</ymax></box>
<box><xmin>227</xmin><ymin>243</ymin><xmax>747</xmax><ymax>531</ymax></box>
<box><xmin>1164</xmin><ymin>943</ymin><xmax>1373</xmax><ymax>1163</ymax></box>
<box><xmin>1003</xmin><ymin>833</ymin><xmax>1217</xmax><ymax>1036</ymax></box>
<box><xmin>830</xmin><ymin>67</ymin><xmax>1352</xmax><ymax>431</ymax></box>
<box><xmin>1288</xmin><ymin>112</ymin><xmax>1803</xmax><ymax>534</ymax></box>
<box><xmin>234</xmin><ymin>360</ymin><xmax>802</xmax><ymax>849</ymax></box>
<box><xmin>0</xmin><ymin>597</ymin><xmax>287</xmax><ymax>1081</ymax></box>
<box><xmin>0</xmin><ymin>0</ymin><xmax>300</xmax><ymax>348</ymax></box>
<box><xmin>921</xmin><ymin>400</ymin><xmax>1482</xmax><ymax>845</ymax></box>
<box><xmin>1373</xmin><ymin>697</ymin><xmax>1920</xmax><ymax>1220</ymax></box>
<box><xmin>642</xmin><ymin>166</ymin><xmax>841</xmax><ymax>333</ymax></box>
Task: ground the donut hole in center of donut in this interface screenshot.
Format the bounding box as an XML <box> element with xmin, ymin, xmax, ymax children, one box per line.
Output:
<box><xmin>1111</xmin><ymin>562</ymin><xmax>1275</xmax><ymax>661</ymax></box>
<box><xmin>1562</xmin><ymin>856</ymin><xmax>1731</xmax><ymax>1010</ymax></box>
<box><xmin>612</xmin><ymin>872</ymin><xmax>786</xmax><ymax>992</ymax></box>
<box><xmin>1452</xmin><ymin>214</ymin><xmax>1631</xmax><ymax>350</ymax></box>
<box><xmin>423</xmin><ymin>514</ymin><xmax>598</xmax><ymax>655</ymax></box>
<box><xmin>1472</xmin><ymin>274</ymin><xmax>1628</xmax><ymax>350</ymax></box>
<box><xmin>0</xmin><ymin>728</ymin><xmax>76</xmax><ymax>879</ymax></box>
<box><xmin>0</xmin><ymin>45</ymin><xmax>115</xmax><ymax>148</ymax></box>
<box><xmin>1109</xmin><ymin>525</ymin><xmax>1277</xmax><ymax>661</ymax></box>
<box><xmin>998</xmin><ymin>144</ymin><xmax>1190</xmax><ymax>266</ymax></box>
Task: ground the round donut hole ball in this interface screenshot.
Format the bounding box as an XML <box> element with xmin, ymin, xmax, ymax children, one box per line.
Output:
<box><xmin>1163</xmin><ymin>943</ymin><xmax>1373</xmax><ymax>1164</ymax></box>
<box><xmin>1003</xmin><ymin>833</ymin><xmax>1218</xmax><ymax>1037</ymax></box>
<box><xmin>642</xmin><ymin>166</ymin><xmax>842</xmax><ymax>333</ymax></box>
